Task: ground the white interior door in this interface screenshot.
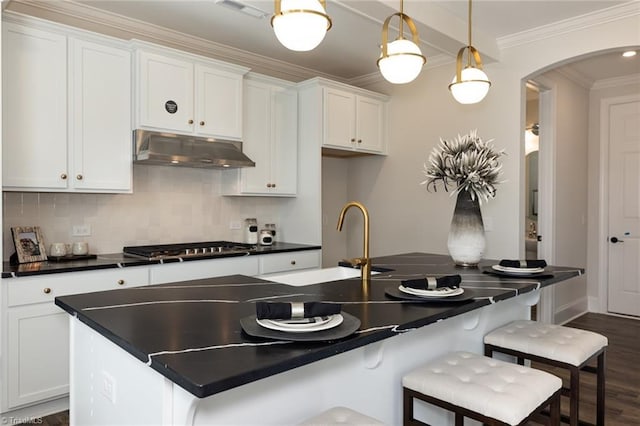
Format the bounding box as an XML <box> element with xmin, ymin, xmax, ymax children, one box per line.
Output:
<box><xmin>607</xmin><ymin>100</ymin><xmax>640</xmax><ymax>316</ymax></box>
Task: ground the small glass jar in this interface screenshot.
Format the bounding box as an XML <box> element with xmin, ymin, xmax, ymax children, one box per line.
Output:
<box><xmin>265</xmin><ymin>223</ymin><xmax>276</xmax><ymax>242</ymax></box>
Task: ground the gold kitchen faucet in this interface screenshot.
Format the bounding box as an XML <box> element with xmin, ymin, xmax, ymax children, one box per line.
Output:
<box><xmin>337</xmin><ymin>201</ymin><xmax>371</xmax><ymax>289</ymax></box>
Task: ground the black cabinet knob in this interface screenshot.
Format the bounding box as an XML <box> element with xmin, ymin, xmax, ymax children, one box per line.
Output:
<box><xmin>610</xmin><ymin>237</ymin><xmax>624</xmax><ymax>243</ymax></box>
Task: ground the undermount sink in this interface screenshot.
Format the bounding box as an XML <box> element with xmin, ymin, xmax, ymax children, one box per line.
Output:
<box><xmin>262</xmin><ymin>266</ymin><xmax>380</xmax><ymax>287</ymax></box>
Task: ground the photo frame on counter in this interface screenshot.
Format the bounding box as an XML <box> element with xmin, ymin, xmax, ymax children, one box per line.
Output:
<box><xmin>11</xmin><ymin>226</ymin><xmax>48</xmax><ymax>263</ymax></box>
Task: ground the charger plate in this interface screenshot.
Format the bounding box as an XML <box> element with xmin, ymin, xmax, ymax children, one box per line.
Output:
<box><xmin>240</xmin><ymin>312</ymin><xmax>360</xmax><ymax>342</ymax></box>
<box><xmin>385</xmin><ymin>287</ymin><xmax>476</xmax><ymax>303</ymax></box>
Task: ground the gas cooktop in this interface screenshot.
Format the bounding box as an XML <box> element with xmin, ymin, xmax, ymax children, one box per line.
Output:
<box><xmin>123</xmin><ymin>241</ymin><xmax>257</xmax><ymax>261</ymax></box>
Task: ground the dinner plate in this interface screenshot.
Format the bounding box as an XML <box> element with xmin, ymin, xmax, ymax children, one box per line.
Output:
<box><xmin>256</xmin><ymin>314</ymin><xmax>343</xmax><ymax>333</ymax></box>
<box><xmin>240</xmin><ymin>312</ymin><xmax>361</xmax><ymax>342</ymax></box>
<box><xmin>399</xmin><ymin>285</ymin><xmax>464</xmax><ymax>298</ymax></box>
<box><xmin>385</xmin><ymin>287</ymin><xmax>476</xmax><ymax>303</ymax></box>
<box><xmin>492</xmin><ymin>265</ymin><xmax>545</xmax><ymax>274</ymax></box>
<box><xmin>263</xmin><ymin>315</ymin><xmax>333</xmax><ymax>330</ymax></box>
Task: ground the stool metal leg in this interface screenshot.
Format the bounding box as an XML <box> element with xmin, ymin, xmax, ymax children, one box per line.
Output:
<box><xmin>550</xmin><ymin>389</ymin><xmax>561</xmax><ymax>426</ymax></box>
<box><xmin>596</xmin><ymin>351</ymin><xmax>606</xmax><ymax>426</ymax></box>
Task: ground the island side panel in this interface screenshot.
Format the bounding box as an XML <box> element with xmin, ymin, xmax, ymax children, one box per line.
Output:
<box><xmin>68</xmin><ymin>295</ymin><xmax>530</xmax><ymax>425</ymax></box>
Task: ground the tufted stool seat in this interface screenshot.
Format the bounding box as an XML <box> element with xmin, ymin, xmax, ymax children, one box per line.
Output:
<box><xmin>484</xmin><ymin>320</ymin><xmax>607</xmax><ymax>426</ymax></box>
<box><xmin>298</xmin><ymin>407</ymin><xmax>385</xmax><ymax>426</ymax></box>
<box><xmin>402</xmin><ymin>351</ymin><xmax>561</xmax><ymax>425</ymax></box>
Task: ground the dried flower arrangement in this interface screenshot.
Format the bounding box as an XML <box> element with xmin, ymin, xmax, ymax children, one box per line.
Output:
<box><xmin>421</xmin><ymin>129</ymin><xmax>505</xmax><ymax>204</ymax></box>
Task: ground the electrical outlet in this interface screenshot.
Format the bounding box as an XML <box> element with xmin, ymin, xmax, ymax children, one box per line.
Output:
<box><xmin>100</xmin><ymin>371</ymin><xmax>116</xmax><ymax>404</ymax></box>
<box><xmin>72</xmin><ymin>225</ymin><xmax>91</xmax><ymax>236</ymax></box>
<box><xmin>229</xmin><ymin>221</ymin><xmax>241</xmax><ymax>230</ymax></box>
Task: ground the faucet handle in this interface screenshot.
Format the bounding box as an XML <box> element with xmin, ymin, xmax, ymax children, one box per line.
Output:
<box><xmin>340</xmin><ymin>258</ymin><xmax>368</xmax><ymax>268</ymax></box>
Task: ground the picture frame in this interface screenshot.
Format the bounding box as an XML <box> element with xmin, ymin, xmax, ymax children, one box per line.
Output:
<box><xmin>11</xmin><ymin>226</ymin><xmax>48</xmax><ymax>263</ymax></box>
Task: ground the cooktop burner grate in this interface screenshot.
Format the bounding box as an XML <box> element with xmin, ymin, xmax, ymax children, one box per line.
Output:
<box><xmin>123</xmin><ymin>241</ymin><xmax>257</xmax><ymax>260</ymax></box>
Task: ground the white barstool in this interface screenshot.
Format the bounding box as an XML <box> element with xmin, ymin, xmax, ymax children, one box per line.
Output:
<box><xmin>403</xmin><ymin>351</ymin><xmax>562</xmax><ymax>425</ymax></box>
<box><xmin>484</xmin><ymin>320</ymin><xmax>607</xmax><ymax>426</ymax></box>
<box><xmin>299</xmin><ymin>407</ymin><xmax>385</xmax><ymax>426</ymax></box>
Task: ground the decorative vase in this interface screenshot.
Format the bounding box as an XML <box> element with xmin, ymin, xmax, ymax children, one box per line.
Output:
<box><xmin>447</xmin><ymin>190</ymin><xmax>485</xmax><ymax>267</ymax></box>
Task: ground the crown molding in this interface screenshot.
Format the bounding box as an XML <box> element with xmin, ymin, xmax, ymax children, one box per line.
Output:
<box><xmin>5</xmin><ymin>0</ymin><xmax>346</xmax><ymax>83</ymax></box>
<box><xmin>497</xmin><ymin>2</ymin><xmax>640</xmax><ymax>50</ymax></box>
<box><xmin>592</xmin><ymin>73</ymin><xmax>640</xmax><ymax>90</ymax></box>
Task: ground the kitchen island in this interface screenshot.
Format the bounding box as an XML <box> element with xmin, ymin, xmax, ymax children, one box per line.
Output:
<box><xmin>55</xmin><ymin>253</ymin><xmax>582</xmax><ymax>425</ymax></box>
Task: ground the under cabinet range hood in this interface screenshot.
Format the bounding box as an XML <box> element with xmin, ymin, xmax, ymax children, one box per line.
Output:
<box><xmin>133</xmin><ymin>129</ymin><xmax>256</xmax><ymax>169</ymax></box>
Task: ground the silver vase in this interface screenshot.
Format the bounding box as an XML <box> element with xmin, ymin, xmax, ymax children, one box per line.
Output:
<box><xmin>447</xmin><ymin>190</ymin><xmax>485</xmax><ymax>267</ymax></box>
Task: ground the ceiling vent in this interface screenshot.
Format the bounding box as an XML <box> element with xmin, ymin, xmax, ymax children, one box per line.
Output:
<box><xmin>214</xmin><ymin>0</ymin><xmax>269</xmax><ymax>19</ymax></box>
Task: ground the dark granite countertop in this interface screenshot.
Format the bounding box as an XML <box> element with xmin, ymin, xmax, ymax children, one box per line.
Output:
<box><xmin>2</xmin><ymin>242</ymin><xmax>321</xmax><ymax>278</ymax></box>
<box><xmin>55</xmin><ymin>252</ymin><xmax>583</xmax><ymax>399</ymax></box>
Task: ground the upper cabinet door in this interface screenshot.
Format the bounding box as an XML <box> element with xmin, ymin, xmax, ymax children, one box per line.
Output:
<box><xmin>137</xmin><ymin>51</ymin><xmax>194</xmax><ymax>133</ymax></box>
<box><xmin>271</xmin><ymin>87</ymin><xmax>298</xmax><ymax>195</ymax></box>
<box><xmin>196</xmin><ymin>65</ymin><xmax>243</xmax><ymax>139</ymax></box>
<box><xmin>2</xmin><ymin>23</ymin><xmax>68</xmax><ymax>189</ymax></box>
<box><xmin>70</xmin><ymin>39</ymin><xmax>132</xmax><ymax>192</ymax></box>
<box><xmin>240</xmin><ymin>79</ymin><xmax>272</xmax><ymax>193</ymax></box>
<box><xmin>323</xmin><ymin>88</ymin><xmax>356</xmax><ymax>150</ymax></box>
<box><xmin>355</xmin><ymin>96</ymin><xmax>384</xmax><ymax>153</ymax></box>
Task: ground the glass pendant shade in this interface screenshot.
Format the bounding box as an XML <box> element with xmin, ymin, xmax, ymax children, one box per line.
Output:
<box><xmin>272</xmin><ymin>0</ymin><xmax>331</xmax><ymax>52</ymax></box>
<box><xmin>378</xmin><ymin>39</ymin><xmax>424</xmax><ymax>84</ymax></box>
<box><xmin>449</xmin><ymin>0</ymin><xmax>491</xmax><ymax>104</ymax></box>
<box><xmin>449</xmin><ymin>66</ymin><xmax>491</xmax><ymax>104</ymax></box>
<box><xmin>377</xmin><ymin>2</ymin><xmax>426</xmax><ymax>85</ymax></box>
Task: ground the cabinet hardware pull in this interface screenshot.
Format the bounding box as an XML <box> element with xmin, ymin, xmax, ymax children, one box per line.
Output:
<box><xmin>610</xmin><ymin>237</ymin><xmax>624</xmax><ymax>244</ymax></box>
<box><xmin>76</xmin><ymin>174</ymin><xmax>83</xmax><ymax>180</ymax></box>
<box><xmin>272</xmin><ymin>183</ymin><xmax>276</xmax><ymax>188</ymax></box>
<box><xmin>117</xmin><ymin>279</ymin><xmax>125</xmax><ymax>285</ymax></box>
<box><xmin>199</xmin><ymin>121</ymin><xmax>205</xmax><ymax>126</ymax></box>
<box><xmin>290</xmin><ymin>260</ymin><xmax>296</xmax><ymax>265</ymax></box>
<box><xmin>350</xmin><ymin>138</ymin><xmax>356</xmax><ymax>142</ymax></box>
<box><xmin>357</xmin><ymin>139</ymin><xmax>362</xmax><ymax>144</ymax></box>
<box><xmin>43</xmin><ymin>287</ymin><xmax>51</xmax><ymax>294</ymax></box>
<box><xmin>60</xmin><ymin>173</ymin><xmax>67</xmax><ymax>180</ymax></box>
<box><xmin>188</xmin><ymin>119</ymin><xmax>194</xmax><ymax>124</ymax></box>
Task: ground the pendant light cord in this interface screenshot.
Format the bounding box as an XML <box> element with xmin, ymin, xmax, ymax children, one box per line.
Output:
<box><xmin>467</xmin><ymin>0</ymin><xmax>472</xmax><ymax>66</ymax></box>
<box><xmin>399</xmin><ymin>0</ymin><xmax>404</xmax><ymax>38</ymax></box>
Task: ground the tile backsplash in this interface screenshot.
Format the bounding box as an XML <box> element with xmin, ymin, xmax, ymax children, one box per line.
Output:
<box><xmin>3</xmin><ymin>165</ymin><xmax>284</xmax><ymax>260</ymax></box>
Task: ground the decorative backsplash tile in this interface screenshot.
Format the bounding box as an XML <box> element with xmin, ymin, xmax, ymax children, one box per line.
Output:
<box><xmin>3</xmin><ymin>166</ymin><xmax>283</xmax><ymax>260</ymax></box>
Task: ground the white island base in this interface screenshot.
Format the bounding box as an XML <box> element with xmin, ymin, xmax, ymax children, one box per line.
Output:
<box><xmin>69</xmin><ymin>293</ymin><xmax>536</xmax><ymax>425</ymax></box>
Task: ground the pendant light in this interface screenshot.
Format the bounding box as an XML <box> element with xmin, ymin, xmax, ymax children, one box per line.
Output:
<box><xmin>377</xmin><ymin>0</ymin><xmax>426</xmax><ymax>84</ymax></box>
<box><xmin>449</xmin><ymin>0</ymin><xmax>491</xmax><ymax>104</ymax></box>
<box><xmin>271</xmin><ymin>0</ymin><xmax>332</xmax><ymax>52</ymax></box>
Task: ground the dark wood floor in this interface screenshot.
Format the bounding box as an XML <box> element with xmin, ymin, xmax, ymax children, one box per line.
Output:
<box><xmin>32</xmin><ymin>312</ymin><xmax>640</xmax><ymax>426</ymax></box>
<box><xmin>528</xmin><ymin>312</ymin><xmax>640</xmax><ymax>426</ymax></box>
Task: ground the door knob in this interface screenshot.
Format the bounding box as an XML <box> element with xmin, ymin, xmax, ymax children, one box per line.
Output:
<box><xmin>610</xmin><ymin>237</ymin><xmax>624</xmax><ymax>243</ymax></box>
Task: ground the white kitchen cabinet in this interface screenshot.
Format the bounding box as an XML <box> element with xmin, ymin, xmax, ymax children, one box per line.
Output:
<box><xmin>2</xmin><ymin>20</ymin><xmax>132</xmax><ymax>193</ymax></box>
<box><xmin>149</xmin><ymin>256</ymin><xmax>259</xmax><ymax>285</ymax></box>
<box><xmin>134</xmin><ymin>44</ymin><xmax>248</xmax><ymax>140</ymax></box>
<box><xmin>2</xmin><ymin>267</ymin><xmax>149</xmax><ymax>411</ymax></box>
<box><xmin>2</xmin><ymin>23</ymin><xmax>67</xmax><ymax>190</ymax></box>
<box><xmin>258</xmin><ymin>250</ymin><xmax>321</xmax><ymax>275</ymax></box>
<box><xmin>222</xmin><ymin>74</ymin><xmax>297</xmax><ymax>196</ymax></box>
<box><xmin>323</xmin><ymin>87</ymin><xmax>386</xmax><ymax>154</ymax></box>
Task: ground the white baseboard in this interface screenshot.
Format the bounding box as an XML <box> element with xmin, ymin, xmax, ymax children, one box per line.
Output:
<box><xmin>555</xmin><ymin>296</ymin><xmax>588</xmax><ymax>325</ymax></box>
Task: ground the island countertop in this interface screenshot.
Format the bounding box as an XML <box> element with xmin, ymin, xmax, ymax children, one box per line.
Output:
<box><xmin>54</xmin><ymin>252</ymin><xmax>582</xmax><ymax>399</ymax></box>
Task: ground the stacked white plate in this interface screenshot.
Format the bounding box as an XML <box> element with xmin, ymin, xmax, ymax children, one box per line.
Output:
<box><xmin>256</xmin><ymin>315</ymin><xmax>343</xmax><ymax>333</ymax></box>
<box><xmin>492</xmin><ymin>265</ymin><xmax>544</xmax><ymax>275</ymax></box>
<box><xmin>398</xmin><ymin>286</ymin><xmax>464</xmax><ymax>298</ymax></box>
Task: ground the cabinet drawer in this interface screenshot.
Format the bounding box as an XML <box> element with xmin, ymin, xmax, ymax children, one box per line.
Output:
<box><xmin>6</xmin><ymin>268</ymin><xmax>149</xmax><ymax>307</ymax></box>
<box><xmin>259</xmin><ymin>250</ymin><xmax>321</xmax><ymax>274</ymax></box>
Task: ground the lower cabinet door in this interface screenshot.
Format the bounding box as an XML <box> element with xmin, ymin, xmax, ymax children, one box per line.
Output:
<box><xmin>7</xmin><ymin>303</ymin><xmax>69</xmax><ymax>409</ymax></box>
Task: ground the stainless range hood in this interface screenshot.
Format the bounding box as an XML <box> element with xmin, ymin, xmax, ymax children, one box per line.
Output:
<box><xmin>133</xmin><ymin>129</ymin><xmax>255</xmax><ymax>169</ymax></box>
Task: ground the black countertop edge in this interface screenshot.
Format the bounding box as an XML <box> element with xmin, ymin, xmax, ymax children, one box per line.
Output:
<box><xmin>2</xmin><ymin>243</ymin><xmax>322</xmax><ymax>278</ymax></box>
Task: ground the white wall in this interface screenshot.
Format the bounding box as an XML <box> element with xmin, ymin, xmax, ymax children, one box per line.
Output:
<box><xmin>321</xmin><ymin>12</ymin><xmax>640</xmax><ymax>320</ymax></box>
<box><xmin>321</xmin><ymin>157</ymin><xmax>348</xmax><ymax>267</ymax></box>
